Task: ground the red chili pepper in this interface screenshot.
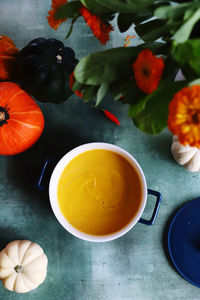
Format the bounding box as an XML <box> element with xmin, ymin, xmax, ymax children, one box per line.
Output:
<box><xmin>103</xmin><ymin>109</ymin><xmax>120</xmax><ymax>125</ymax></box>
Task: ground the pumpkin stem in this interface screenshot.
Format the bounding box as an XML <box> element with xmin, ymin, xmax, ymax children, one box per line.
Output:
<box><xmin>0</xmin><ymin>111</ymin><xmax>5</xmax><ymax>121</ymax></box>
<box><xmin>0</xmin><ymin>106</ymin><xmax>9</xmax><ymax>127</ymax></box>
<box><xmin>56</xmin><ymin>54</ymin><xmax>62</xmax><ymax>63</ymax></box>
<box><xmin>15</xmin><ymin>265</ymin><xmax>23</xmax><ymax>273</ymax></box>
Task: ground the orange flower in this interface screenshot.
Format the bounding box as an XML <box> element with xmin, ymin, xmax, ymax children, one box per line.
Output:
<box><xmin>133</xmin><ymin>49</ymin><xmax>164</xmax><ymax>94</ymax></box>
<box><xmin>69</xmin><ymin>72</ymin><xmax>83</xmax><ymax>98</ymax></box>
<box><xmin>47</xmin><ymin>0</ymin><xmax>67</xmax><ymax>30</ymax></box>
<box><xmin>168</xmin><ymin>85</ymin><xmax>200</xmax><ymax>148</ymax></box>
<box><xmin>79</xmin><ymin>6</ymin><xmax>113</xmax><ymax>45</ymax></box>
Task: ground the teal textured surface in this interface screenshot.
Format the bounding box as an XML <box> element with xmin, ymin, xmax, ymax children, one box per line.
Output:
<box><xmin>1</xmin><ymin>1</ymin><xmax>200</xmax><ymax>299</ymax></box>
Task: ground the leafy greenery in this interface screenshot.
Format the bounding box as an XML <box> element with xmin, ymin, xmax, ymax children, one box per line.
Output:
<box><xmin>135</xmin><ymin>19</ymin><xmax>169</xmax><ymax>42</ymax></box>
<box><xmin>74</xmin><ymin>42</ymin><xmax>168</xmax><ymax>86</ymax></box>
<box><xmin>74</xmin><ymin>47</ymin><xmax>140</xmax><ymax>85</ymax></box>
<box><xmin>117</xmin><ymin>13</ymin><xmax>134</xmax><ymax>33</ymax></box>
<box><xmin>128</xmin><ymin>80</ymin><xmax>187</xmax><ymax>134</ymax></box>
<box><xmin>82</xmin><ymin>85</ymin><xmax>98</xmax><ymax>103</ymax></box>
<box><xmin>55</xmin><ymin>1</ymin><xmax>81</xmax><ymax>19</ymax></box>
<box><xmin>81</xmin><ymin>0</ymin><xmax>154</xmax><ymax>14</ymax></box>
<box><xmin>110</xmin><ymin>78</ymin><xmax>144</xmax><ymax>104</ymax></box>
<box><xmin>80</xmin><ymin>0</ymin><xmax>115</xmax><ymax>15</ymax></box>
<box><xmin>52</xmin><ymin>0</ymin><xmax>200</xmax><ymax>135</ymax></box>
<box><xmin>154</xmin><ymin>0</ymin><xmax>200</xmax><ymax>42</ymax></box>
<box><xmin>173</xmin><ymin>8</ymin><xmax>200</xmax><ymax>43</ymax></box>
<box><xmin>172</xmin><ymin>39</ymin><xmax>200</xmax><ymax>79</ymax></box>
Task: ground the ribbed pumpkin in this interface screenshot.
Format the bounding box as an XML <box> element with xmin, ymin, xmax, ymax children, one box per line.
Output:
<box><xmin>0</xmin><ymin>82</ymin><xmax>44</xmax><ymax>155</ymax></box>
<box><xmin>16</xmin><ymin>37</ymin><xmax>78</xmax><ymax>103</ymax></box>
<box><xmin>0</xmin><ymin>35</ymin><xmax>19</xmax><ymax>81</ymax></box>
<box><xmin>0</xmin><ymin>240</ymin><xmax>48</xmax><ymax>293</ymax></box>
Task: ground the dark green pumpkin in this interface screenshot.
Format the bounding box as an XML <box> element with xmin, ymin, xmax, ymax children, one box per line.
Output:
<box><xmin>16</xmin><ymin>37</ymin><xmax>78</xmax><ymax>103</ymax></box>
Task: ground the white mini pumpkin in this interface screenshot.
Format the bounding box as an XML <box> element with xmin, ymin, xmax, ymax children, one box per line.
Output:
<box><xmin>0</xmin><ymin>240</ymin><xmax>48</xmax><ymax>293</ymax></box>
<box><xmin>171</xmin><ymin>136</ymin><xmax>200</xmax><ymax>172</ymax></box>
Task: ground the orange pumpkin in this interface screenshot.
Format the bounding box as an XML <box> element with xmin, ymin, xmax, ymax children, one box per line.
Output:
<box><xmin>0</xmin><ymin>35</ymin><xmax>19</xmax><ymax>81</ymax></box>
<box><xmin>0</xmin><ymin>82</ymin><xmax>44</xmax><ymax>155</ymax></box>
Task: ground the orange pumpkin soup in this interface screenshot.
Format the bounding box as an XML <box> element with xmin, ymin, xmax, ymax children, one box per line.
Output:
<box><xmin>57</xmin><ymin>149</ymin><xmax>143</xmax><ymax>235</ymax></box>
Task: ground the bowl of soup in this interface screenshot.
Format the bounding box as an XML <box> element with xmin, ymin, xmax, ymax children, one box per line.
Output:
<box><xmin>48</xmin><ymin>143</ymin><xmax>161</xmax><ymax>242</ymax></box>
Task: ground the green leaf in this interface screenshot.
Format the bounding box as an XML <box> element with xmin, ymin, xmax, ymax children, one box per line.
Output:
<box><xmin>128</xmin><ymin>96</ymin><xmax>147</xmax><ymax>118</ymax></box>
<box><xmin>94</xmin><ymin>0</ymin><xmax>153</xmax><ymax>13</ymax></box>
<box><xmin>55</xmin><ymin>1</ymin><xmax>81</xmax><ymax>19</ymax></box>
<box><xmin>135</xmin><ymin>19</ymin><xmax>169</xmax><ymax>42</ymax></box>
<box><xmin>81</xmin><ymin>0</ymin><xmax>153</xmax><ymax>14</ymax></box>
<box><xmin>184</xmin><ymin>9</ymin><xmax>194</xmax><ymax>21</ymax></box>
<box><xmin>96</xmin><ymin>83</ymin><xmax>109</xmax><ymax>106</ymax></box>
<box><xmin>82</xmin><ymin>85</ymin><xmax>98</xmax><ymax>103</ymax></box>
<box><xmin>139</xmin><ymin>42</ymin><xmax>169</xmax><ymax>55</ymax></box>
<box><xmin>129</xmin><ymin>79</ymin><xmax>187</xmax><ymax>134</ymax></box>
<box><xmin>173</xmin><ymin>8</ymin><xmax>200</xmax><ymax>43</ymax></box>
<box><xmin>172</xmin><ymin>39</ymin><xmax>200</xmax><ymax>79</ymax></box>
<box><xmin>131</xmin><ymin>11</ymin><xmax>153</xmax><ymax>25</ymax></box>
<box><xmin>117</xmin><ymin>13</ymin><xmax>134</xmax><ymax>32</ymax></box>
<box><xmin>80</xmin><ymin>0</ymin><xmax>114</xmax><ymax>14</ymax></box>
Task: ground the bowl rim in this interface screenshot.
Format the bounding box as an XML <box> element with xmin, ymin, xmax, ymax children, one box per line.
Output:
<box><xmin>49</xmin><ymin>142</ymin><xmax>147</xmax><ymax>242</ymax></box>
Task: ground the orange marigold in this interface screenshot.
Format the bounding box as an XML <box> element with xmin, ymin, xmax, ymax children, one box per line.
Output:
<box><xmin>69</xmin><ymin>72</ymin><xmax>83</xmax><ymax>98</ymax></box>
<box><xmin>79</xmin><ymin>6</ymin><xmax>113</xmax><ymax>45</ymax></box>
<box><xmin>168</xmin><ymin>85</ymin><xmax>200</xmax><ymax>148</ymax></box>
<box><xmin>47</xmin><ymin>0</ymin><xmax>67</xmax><ymax>30</ymax></box>
<box><xmin>133</xmin><ymin>49</ymin><xmax>165</xmax><ymax>94</ymax></box>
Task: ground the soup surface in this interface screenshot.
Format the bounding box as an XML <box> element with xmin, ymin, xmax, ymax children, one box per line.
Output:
<box><xmin>57</xmin><ymin>149</ymin><xmax>143</xmax><ymax>235</ymax></box>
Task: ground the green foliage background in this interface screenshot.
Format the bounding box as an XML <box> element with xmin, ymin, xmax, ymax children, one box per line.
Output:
<box><xmin>56</xmin><ymin>0</ymin><xmax>200</xmax><ymax>134</ymax></box>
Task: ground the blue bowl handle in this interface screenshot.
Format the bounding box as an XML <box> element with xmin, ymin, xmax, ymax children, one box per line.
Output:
<box><xmin>138</xmin><ymin>189</ymin><xmax>162</xmax><ymax>225</ymax></box>
<box><xmin>37</xmin><ymin>158</ymin><xmax>52</xmax><ymax>191</ymax></box>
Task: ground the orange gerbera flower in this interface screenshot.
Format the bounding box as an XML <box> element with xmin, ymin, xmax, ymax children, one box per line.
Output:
<box><xmin>168</xmin><ymin>85</ymin><xmax>200</xmax><ymax>148</ymax></box>
<box><xmin>47</xmin><ymin>0</ymin><xmax>67</xmax><ymax>30</ymax></box>
<box><xmin>69</xmin><ymin>72</ymin><xmax>83</xmax><ymax>98</ymax></box>
<box><xmin>133</xmin><ymin>49</ymin><xmax>165</xmax><ymax>94</ymax></box>
<box><xmin>79</xmin><ymin>6</ymin><xmax>113</xmax><ymax>45</ymax></box>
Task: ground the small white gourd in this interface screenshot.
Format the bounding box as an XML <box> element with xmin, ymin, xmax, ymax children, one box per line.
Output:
<box><xmin>171</xmin><ymin>136</ymin><xmax>200</xmax><ymax>172</ymax></box>
<box><xmin>0</xmin><ymin>240</ymin><xmax>48</xmax><ymax>293</ymax></box>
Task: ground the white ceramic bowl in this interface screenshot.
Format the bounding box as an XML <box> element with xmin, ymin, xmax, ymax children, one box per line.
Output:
<box><xmin>49</xmin><ymin>143</ymin><xmax>147</xmax><ymax>242</ymax></box>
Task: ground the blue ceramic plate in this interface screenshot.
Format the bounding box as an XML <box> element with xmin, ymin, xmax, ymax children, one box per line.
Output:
<box><xmin>168</xmin><ymin>198</ymin><xmax>200</xmax><ymax>288</ymax></box>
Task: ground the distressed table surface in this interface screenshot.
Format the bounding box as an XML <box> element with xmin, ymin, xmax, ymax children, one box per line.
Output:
<box><xmin>0</xmin><ymin>1</ymin><xmax>200</xmax><ymax>299</ymax></box>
